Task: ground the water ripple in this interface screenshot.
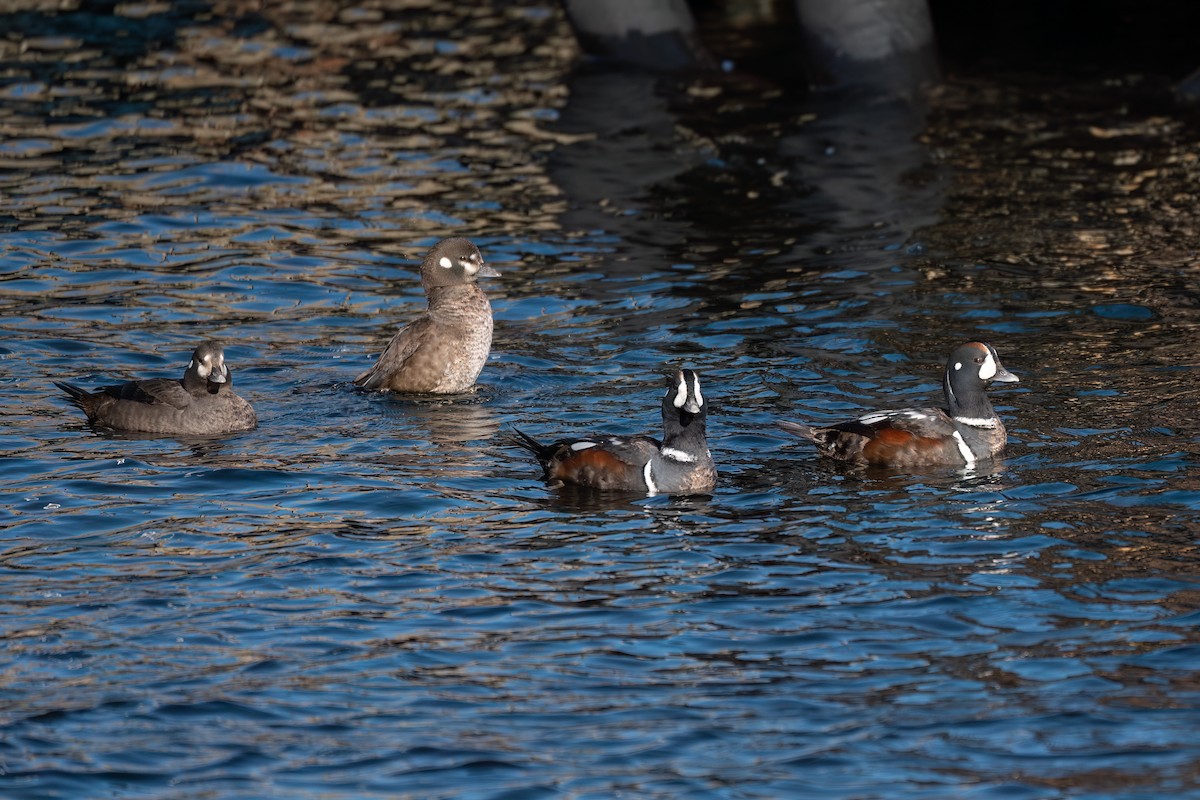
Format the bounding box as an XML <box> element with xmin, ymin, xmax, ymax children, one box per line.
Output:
<box><xmin>2</xmin><ymin>1</ymin><xmax>1200</xmax><ymax>798</ymax></box>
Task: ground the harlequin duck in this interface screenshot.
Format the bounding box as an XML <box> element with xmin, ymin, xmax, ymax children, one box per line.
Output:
<box><xmin>55</xmin><ymin>341</ymin><xmax>257</xmax><ymax>435</ymax></box>
<box><xmin>510</xmin><ymin>369</ymin><xmax>716</xmax><ymax>495</ymax></box>
<box><xmin>778</xmin><ymin>341</ymin><xmax>1019</xmax><ymax>468</ymax></box>
<box><xmin>355</xmin><ymin>237</ymin><xmax>499</xmax><ymax>394</ymax></box>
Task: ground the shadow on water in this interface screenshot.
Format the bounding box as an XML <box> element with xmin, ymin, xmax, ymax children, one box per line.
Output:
<box><xmin>2</xmin><ymin>0</ymin><xmax>1200</xmax><ymax>798</ymax></box>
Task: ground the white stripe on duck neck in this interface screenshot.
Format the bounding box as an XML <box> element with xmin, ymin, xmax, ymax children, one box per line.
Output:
<box><xmin>953</xmin><ymin>416</ymin><xmax>997</xmax><ymax>428</ymax></box>
<box><xmin>660</xmin><ymin>447</ymin><xmax>696</xmax><ymax>463</ymax></box>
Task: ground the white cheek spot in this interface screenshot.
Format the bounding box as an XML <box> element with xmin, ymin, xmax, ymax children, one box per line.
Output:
<box><xmin>978</xmin><ymin>352</ymin><xmax>997</xmax><ymax>381</ymax></box>
<box><xmin>438</xmin><ymin>256</ymin><xmax>453</xmax><ymax>269</ymax></box>
<box><xmin>642</xmin><ymin>461</ymin><xmax>658</xmax><ymax>495</ymax></box>
<box><xmin>672</xmin><ymin>379</ymin><xmax>687</xmax><ymax>408</ymax></box>
<box><xmin>954</xmin><ymin>361</ymin><xmax>963</xmax><ymax>371</ymax></box>
<box><xmin>691</xmin><ymin>381</ymin><xmax>704</xmax><ymax>409</ymax></box>
<box><xmin>459</xmin><ymin>258</ymin><xmax>478</xmax><ymax>275</ymax></box>
<box><xmin>570</xmin><ymin>441</ymin><xmax>597</xmax><ymax>451</ymax></box>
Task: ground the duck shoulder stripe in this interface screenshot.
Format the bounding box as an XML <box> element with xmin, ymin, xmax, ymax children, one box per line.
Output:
<box><xmin>951</xmin><ymin>431</ymin><xmax>976</xmax><ymax>467</ymax></box>
<box><xmin>642</xmin><ymin>461</ymin><xmax>658</xmax><ymax>495</ymax></box>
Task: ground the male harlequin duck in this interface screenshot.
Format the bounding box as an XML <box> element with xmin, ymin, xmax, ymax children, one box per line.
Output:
<box><xmin>778</xmin><ymin>341</ymin><xmax>1019</xmax><ymax>468</ymax></box>
<box><xmin>55</xmin><ymin>341</ymin><xmax>257</xmax><ymax>435</ymax></box>
<box><xmin>510</xmin><ymin>369</ymin><xmax>716</xmax><ymax>495</ymax></box>
<box><xmin>355</xmin><ymin>237</ymin><xmax>498</xmax><ymax>394</ymax></box>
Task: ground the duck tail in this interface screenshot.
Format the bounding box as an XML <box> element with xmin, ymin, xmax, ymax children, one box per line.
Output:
<box><xmin>54</xmin><ymin>381</ymin><xmax>90</xmax><ymax>409</ymax></box>
<box><xmin>777</xmin><ymin>420</ymin><xmax>817</xmax><ymax>442</ymax></box>
<box><xmin>507</xmin><ymin>426</ymin><xmax>551</xmax><ymax>459</ymax></box>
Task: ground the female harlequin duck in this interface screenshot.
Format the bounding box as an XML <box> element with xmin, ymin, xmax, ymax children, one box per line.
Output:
<box><xmin>778</xmin><ymin>341</ymin><xmax>1019</xmax><ymax>468</ymax></box>
<box><xmin>55</xmin><ymin>341</ymin><xmax>257</xmax><ymax>435</ymax></box>
<box><xmin>510</xmin><ymin>369</ymin><xmax>716</xmax><ymax>495</ymax></box>
<box><xmin>355</xmin><ymin>237</ymin><xmax>499</xmax><ymax>394</ymax></box>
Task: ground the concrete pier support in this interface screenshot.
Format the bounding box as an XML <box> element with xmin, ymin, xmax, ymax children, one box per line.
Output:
<box><xmin>794</xmin><ymin>0</ymin><xmax>940</xmax><ymax>95</ymax></box>
<box><xmin>560</xmin><ymin>0</ymin><xmax>710</xmax><ymax>70</ymax></box>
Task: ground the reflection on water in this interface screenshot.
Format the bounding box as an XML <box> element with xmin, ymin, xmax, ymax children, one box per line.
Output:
<box><xmin>2</xmin><ymin>1</ymin><xmax>1200</xmax><ymax>798</ymax></box>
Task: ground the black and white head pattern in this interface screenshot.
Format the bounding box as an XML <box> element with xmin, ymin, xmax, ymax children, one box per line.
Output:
<box><xmin>188</xmin><ymin>341</ymin><xmax>229</xmax><ymax>387</ymax></box>
<box><xmin>667</xmin><ymin>369</ymin><xmax>704</xmax><ymax>415</ymax></box>
<box><xmin>945</xmin><ymin>341</ymin><xmax>1018</xmax><ymax>427</ymax></box>
<box><xmin>949</xmin><ymin>341</ymin><xmax>1006</xmax><ymax>383</ymax></box>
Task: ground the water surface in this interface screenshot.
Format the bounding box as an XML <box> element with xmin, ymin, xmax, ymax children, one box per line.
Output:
<box><xmin>2</xmin><ymin>2</ymin><xmax>1199</xmax><ymax>798</ymax></box>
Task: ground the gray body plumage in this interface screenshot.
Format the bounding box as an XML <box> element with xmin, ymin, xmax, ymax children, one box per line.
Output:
<box><xmin>56</xmin><ymin>341</ymin><xmax>256</xmax><ymax>436</ymax></box>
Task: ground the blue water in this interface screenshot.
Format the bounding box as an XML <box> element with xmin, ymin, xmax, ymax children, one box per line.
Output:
<box><xmin>2</xmin><ymin>3</ymin><xmax>1200</xmax><ymax>799</ymax></box>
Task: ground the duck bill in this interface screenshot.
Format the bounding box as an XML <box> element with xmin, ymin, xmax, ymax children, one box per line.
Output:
<box><xmin>991</xmin><ymin>366</ymin><xmax>1019</xmax><ymax>383</ymax></box>
<box><xmin>477</xmin><ymin>264</ymin><xmax>500</xmax><ymax>278</ymax></box>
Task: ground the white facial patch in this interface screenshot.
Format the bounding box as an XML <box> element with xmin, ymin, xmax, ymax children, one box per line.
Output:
<box><xmin>438</xmin><ymin>256</ymin><xmax>453</xmax><ymax>269</ymax></box>
<box><xmin>672</xmin><ymin>378</ymin><xmax>688</xmax><ymax>409</ymax></box>
<box><xmin>642</xmin><ymin>461</ymin><xmax>658</xmax><ymax>495</ymax></box>
<box><xmin>954</xmin><ymin>361</ymin><xmax>963</xmax><ymax>371</ymax></box>
<box><xmin>193</xmin><ymin>359</ymin><xmax>210</xmax><ymax>378</ymax></box>
<box><xmin>661</xmin><ymin>447</ymin><xmax>696</xmax><ymax>463</ymax></box>
<box><xmin>570</xmin><ymin>441</ymin><xmax>597</xmax><ymax>451</ymax></box>
<box><xmin>978</xmin><ymin>351</ymin><xmax>997</xmax><ymax>381</ymax></box>
<box><xmin>458</xmin><ymin>258</ymin><xmax>478</xmax><ymax>275</ymax></box>
<box><xmin>691</xmin><ymin>380</ymin><xmax>703</xmax><ymax>409</ymax></box>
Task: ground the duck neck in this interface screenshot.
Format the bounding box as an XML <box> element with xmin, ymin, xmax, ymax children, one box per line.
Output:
<box><xmin>944</xmin><ymin>372</ymin><xmax>995</xmax><ymax>422</ymax></box>
<box><xmin>182</xmin><ymin>367</ymin><xmax>208</xmax><ymax>394</ymax></box>
<box><xmin>427</xmin><ymin>283</ymin><xmax>487</xmax><ymax>313</ymax></box>
<box><xmin>662</xmin><ymin>408</ymin><xmax>709</xmax><ymax>457</ymax></box>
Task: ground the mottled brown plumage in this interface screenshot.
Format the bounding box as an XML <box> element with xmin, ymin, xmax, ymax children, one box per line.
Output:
<box><xmin>356</xmin><ymin>238</ymin><xmax>498</xmax><ymax>394</ymax></box>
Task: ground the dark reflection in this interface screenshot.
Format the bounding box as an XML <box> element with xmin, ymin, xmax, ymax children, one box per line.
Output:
<box><xmin>362</xmin><ymin>392</ymin><xmax>500</xmax><ymax>480</ymax></box>
<box><xmin>533</xmin><ymin>484</ymin><xmax>652</xmax><ymax>513</ymax></box>
<box><xmin>53</xmin><ymin>418</ymin><xmax>255</xmax><ymax>461</ymax></box>
<box><xmin>527</xmin><ymin>486</ymin><xmax>720</xmax><ymax>515</ymax></box>
<box><xmin>384</xmin><ymin>392</ymin><xmax>499</xmax><ymax>444</ymax></box>
<box><xmin>772</xmin><ymin>452</ymin><xmax>1011</xmax><ymax>485</ymax></box>
<box><xmin>544</xmin><ymin>60</ymin><xmax>945</xmax><ymax>376</ymax></box>
<box><xmin>774</xmin><ymin>94</ymin><xmax>941</xmax><ymax>268</ymax></box>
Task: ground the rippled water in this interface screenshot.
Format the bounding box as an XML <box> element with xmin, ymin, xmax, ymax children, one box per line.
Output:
<box><xmin>3</xmin><ymin>2</ymin><xmax>1200</xmax><ymax>798</ymax></box>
